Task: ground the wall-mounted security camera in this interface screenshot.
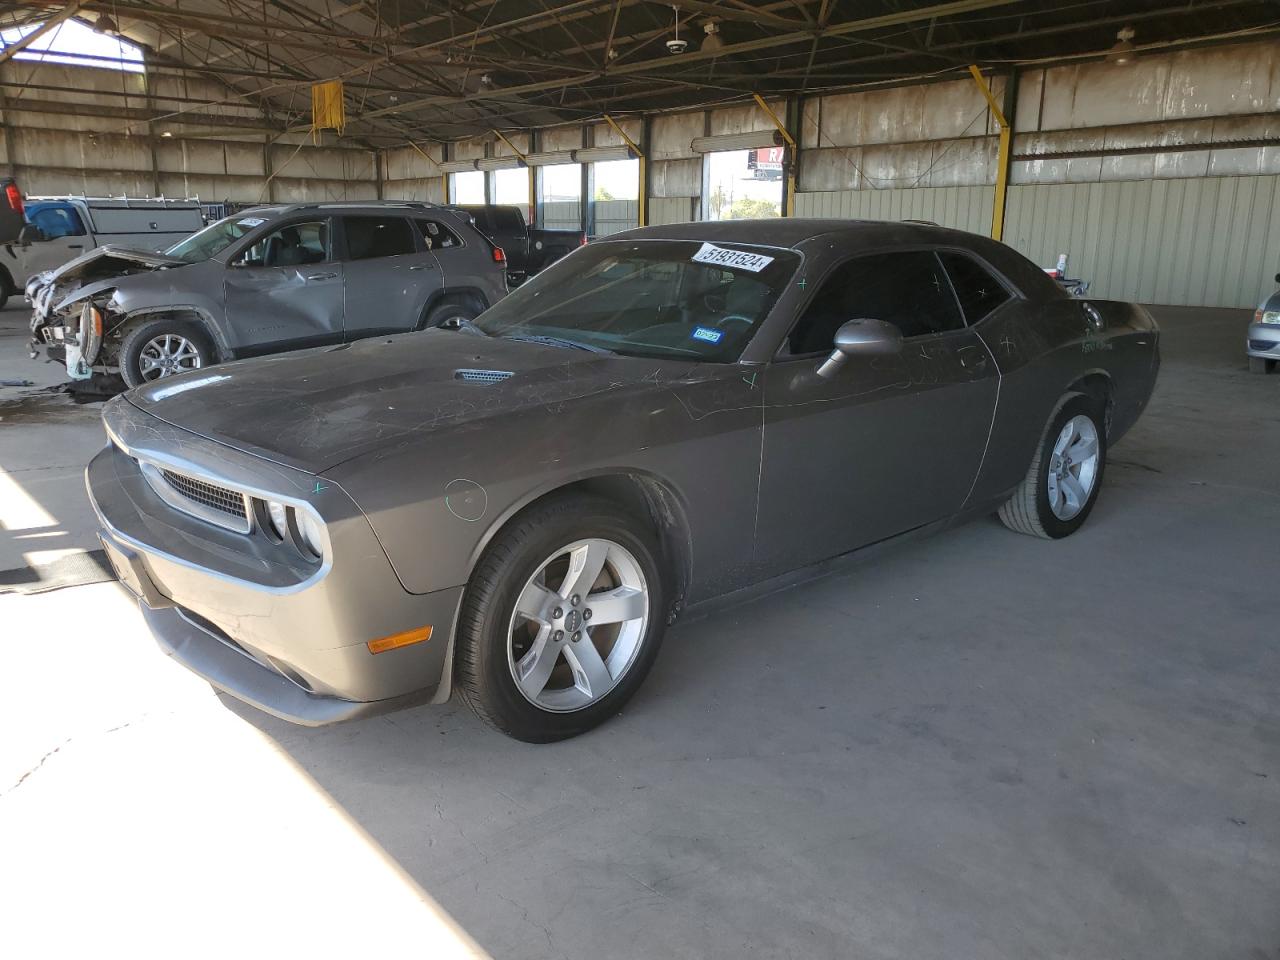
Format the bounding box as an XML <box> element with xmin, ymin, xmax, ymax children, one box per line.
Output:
<box><xmin>666</xmin><ymin>37</ymin><xmax>688</xmax><ymax>54</ymax></box>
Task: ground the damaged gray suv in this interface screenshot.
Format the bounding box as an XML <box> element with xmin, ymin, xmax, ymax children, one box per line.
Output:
<box><xmin>27</xmin><ymin>201</ymin><xmax>509</xmax><ymax>386</ymax></box>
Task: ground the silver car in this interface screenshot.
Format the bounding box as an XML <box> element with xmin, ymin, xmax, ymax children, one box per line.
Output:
<box><xmin>27</xmin><ymin>201</ymin><xmax>509</xmax><ymax>386</ymax></box>
<box><xmin>1248</xmin><ymin>275</ymin><xmax>1280</xmax><ymax>374</ymax></box>
<box><xmin>88</xmin><ymin>220</ymin><xmax>1159</xmax><ymax>742</ymax></box>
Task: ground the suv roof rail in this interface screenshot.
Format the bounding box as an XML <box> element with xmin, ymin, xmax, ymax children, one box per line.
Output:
<box><xmin>281</xmin><ymin>200</ymin><xmax>446</xmax><ymax>213</ymax></box>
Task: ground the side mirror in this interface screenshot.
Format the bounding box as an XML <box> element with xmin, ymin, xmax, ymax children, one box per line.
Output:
<box><xmin>17</xmin><ymin>223</ymin><xmax>44</xmax><ymax>245</ymax></box>
<box><xmin>1274</xmin><ymin>272</ymin><xmax>1279</xmax><ymax>285</ymax></box>
<box><xmin>817</xmin><ymin>318</ymin><xmax>903</xmax><ymax>378</ymax></box>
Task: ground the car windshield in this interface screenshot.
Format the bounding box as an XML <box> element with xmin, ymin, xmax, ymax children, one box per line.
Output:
<box><xmin>473</xmin><ymin>239</ymin><xmax>801</xmax><ymax>362</ymax></box>
<box><xmin>165</xmin><ymin>214</ymin><xmax>269</xmax><ymax>263</ymax></box>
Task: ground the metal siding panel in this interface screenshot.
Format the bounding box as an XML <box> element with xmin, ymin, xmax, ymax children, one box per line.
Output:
<box><xmin>1146</xmin><ymin>179</ymin><xmax>1174</xmax><ymax>304</ymax></box>
<box><xmin>1258</xmin><ymin>180</ymin><xmax>1280</xmax><ymax>306</ymax></box>
<box><xmin>1241</xmin><ymin>178</ymin><xmax>1276</xmax><ymax>306</ymax></box>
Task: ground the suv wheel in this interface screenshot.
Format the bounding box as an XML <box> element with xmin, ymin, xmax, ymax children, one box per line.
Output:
<box><xmin>423</xmin><ymin>297</ymin><xmax>481</xmax><ymax>330</ymax></box>
<box><xmin>120</xmin><ymin>318</ymin><xmax>215</xmax><ymax>387</ymax></box>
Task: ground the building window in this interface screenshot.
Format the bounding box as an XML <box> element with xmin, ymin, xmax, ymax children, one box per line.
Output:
<box><xmin>590</xmin><ymin>159</ymin><xmax>639</xmax><ymax>236</ymax></box>
<box><xmin>538</xmin><ymin>164</ymin><xmax>582</xmax><ymax>230</ymax></box>
<box><xmin>491</xmin><ymin>167</ymin><xmax>530</xmax><ymax>223</ymax></box>
<box><xmin>449</xmin><ymin>170</ymin><xmax>485</xmax><ymax>204</ymax></box>
<box><xmin>0</xmin><ymin>18</ymin><xmax>144</xmax><ymax>72</ymax></box>
<box><xmin>703</xmin><ymin>149</ymin><xmax>782</xmax><ymax>221</ymax></box>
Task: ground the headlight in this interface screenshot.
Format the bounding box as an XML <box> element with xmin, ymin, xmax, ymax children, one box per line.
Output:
<box><xmin>1258</xmin><ymin>310</ymin><xmax>1280</xmax><ymax>326</ymax></box>
<box><xmin>295</xmin><ymin>511</ymin><xmax>324</xmax><ymax>559</ymax></box>
<box><xmin>265</xmin><ymin>500</ymin><xmax>289</xmax><ymax>539</ymax></box>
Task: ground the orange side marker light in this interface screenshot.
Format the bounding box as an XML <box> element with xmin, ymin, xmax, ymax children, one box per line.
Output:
<box><xmin>367</xmin><ymin>625</ymin><xmax>433</xmax><ymax>655</ymax></box>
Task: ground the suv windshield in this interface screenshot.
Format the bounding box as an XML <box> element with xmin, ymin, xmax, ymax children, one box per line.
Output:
<box><xmin>166</xmin><ymin>214</ymin><xmax>270</xmax><ymax>263</ymax></box>
<box><xmin>473</xmin><ymin>239</ymin><xmax>800</xmax><ymax>362</ymax></box>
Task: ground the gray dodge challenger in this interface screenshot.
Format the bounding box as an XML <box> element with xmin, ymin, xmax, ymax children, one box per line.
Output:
<box><xmin>88</xmin><ymin>220</ymin><xmax>1160</xmax><ymax>741</ymax></box>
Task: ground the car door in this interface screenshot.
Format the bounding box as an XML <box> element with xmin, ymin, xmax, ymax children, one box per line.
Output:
<box><xmin>340</xmin><ymin>215</ymin><xmax>440</xmax><ymax>338</ymax></box>
<box><xmin>222</xmin><ymin>217</ymin><xmax>345</xmax><ymax>353</ymax></box>
<box><xmin>754</xmin><ymin>249</ymin><xmax>999</xmax><ymax>575</ymax></box>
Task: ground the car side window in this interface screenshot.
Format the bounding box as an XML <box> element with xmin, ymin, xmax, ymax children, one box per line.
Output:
<box><xmin>234</xmin><ymin>220</ymin><xmax>330</xmax><ymax>267</ymax></box>
<box><xmin>938</xmin><ymin>251</ymin><xmax>1011</xmax><ymax>324</ymax></box>
<box><xmin>29</xmin><ymin>206</ymin><xmax>87</xmax><ymax>239</ymax></box>
<box><xmin>343</xmin><ymin>216</ymin><xmax>415</xmax><ymax>260</ymax></box>
<box><xmin>785</xmin><ymin>250</ymin><xmax>965</xmax><ymax>355</ymax></box>
<box><xmin>414</xmin><ymin>219</ymin><xmax>462</xmax><ymax>250</ymax></box>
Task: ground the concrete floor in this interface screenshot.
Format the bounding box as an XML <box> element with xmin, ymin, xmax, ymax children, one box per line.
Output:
<box><xmin>1</xmin><ymin>304</ymin><xmax>1276</xmax><ymax>959</ymax></box>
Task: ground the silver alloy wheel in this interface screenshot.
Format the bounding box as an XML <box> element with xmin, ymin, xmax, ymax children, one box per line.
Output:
<box><xmin>138</xmin><ymin>333</ymin><xmax>203</xmax><ymax>381</ymax></box>
<box><xmin>507</xmin><ymin>538</ymin><xmax>650</xmax><ymax>713</ymax></box>
<box><xmin>1046</xmin><ymin>414</ymin><xmax>1100</xmax><ymax>521</ymax></box>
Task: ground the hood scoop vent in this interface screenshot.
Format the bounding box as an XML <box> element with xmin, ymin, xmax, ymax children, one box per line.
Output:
<box><xmin>454</xmin><ymin>368</ymin><xmax>513</xmax><ymax>384</ymax></box>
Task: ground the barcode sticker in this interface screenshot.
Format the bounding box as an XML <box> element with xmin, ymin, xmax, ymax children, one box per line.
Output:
<box><xmin>691</xmin><ymin>242</ymin><xmax>774</xmax><ymax>273</ymax></box>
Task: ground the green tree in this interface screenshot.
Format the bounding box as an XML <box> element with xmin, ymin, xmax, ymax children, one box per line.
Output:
<box><xmin>727</xmin><ymin>197</ymin><xmax>780</xmax><ymax>220</ymax></box>
<box><xmin>594</xmin><ymin>186</ymin><xmax>615</xmax><ymax>201</ymax></box>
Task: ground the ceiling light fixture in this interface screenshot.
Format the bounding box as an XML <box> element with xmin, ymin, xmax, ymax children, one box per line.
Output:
<box><xmin>1107</xmin><ymin>26</ymin><xmax>1137</xmax><ymax>65</ymax></box>
<box><xmin>92</xmin><ymin>13</ymin><xmax>117</xmax><ymax>34</ymax></box>
<box><xmin>666</xmin><ymin>5</ymin><xmax>688</xmax><ymax>54</ymax></box>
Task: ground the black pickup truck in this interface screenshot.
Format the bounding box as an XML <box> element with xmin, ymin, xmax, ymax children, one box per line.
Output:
<box><xmin>450</xmin><ymin>204</ymin><xmax>584</xmax><ymax>284</ymax></box>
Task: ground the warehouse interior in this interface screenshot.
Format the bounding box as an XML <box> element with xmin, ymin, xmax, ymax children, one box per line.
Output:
<box><xmin>1</xmin><ymin>2</ymin><xmax>1277</xmax><ymax>958</ymax></box>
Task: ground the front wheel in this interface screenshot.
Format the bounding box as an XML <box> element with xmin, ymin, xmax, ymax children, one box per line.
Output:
<box><xmin>119</xmin><ymin>318</ymin><xmax>216</xmax><ymax>387</ymax></box>
<box><xmin>998</xmin><ymin>396</ymin><xmax>1107</xmax><ymax>539</ymax></box>
<box><xmin>456</xmin><ymin>496</ymin><xmax>668</xmax><ymax>742</ymax></box>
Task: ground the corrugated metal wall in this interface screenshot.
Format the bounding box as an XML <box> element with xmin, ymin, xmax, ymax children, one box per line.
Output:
<box><xmin>541</xmin><ymin>200</ymin><xmax>581</xmax><ymax>230</ymax></box>
<box><xmin>793</xmin><ymin>186</ymin><xmax>995</xmax><ymax>235</ymax></box>
<box><xmin>593</xmin><ymin>199</ymin><xmax>639</xmax><ymax>236</ymax></box>
<box><xmin>794</xmin><ymin>175</ymin><xmax>1280</xmax><ymax>308</ymax></box>
<box><xmin>650</xmin><ymin>196</ymin><xmax>697</xmax><ymax>226</ymax></box>
<box><xmin>1005</xmin><ymin>176</ymin><xmax>1280</xmax><ymax>309</ymax></box>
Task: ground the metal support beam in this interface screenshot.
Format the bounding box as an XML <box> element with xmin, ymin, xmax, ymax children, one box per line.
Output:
<box><xmin>968</xmin><ymin>64</ymin><xmax>1012</xmax><ymax>242</ymax></box>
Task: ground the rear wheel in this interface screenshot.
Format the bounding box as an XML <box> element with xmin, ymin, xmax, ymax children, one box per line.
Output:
<box><xmin>423</xmin><ymin>297</ymin><xmax>481</xmax><ymax>330</ymax></box>
<box><xmin>998</xmin><ymin>396</ymin><xmax>1107</xmax><ymax>539</ymax></box>
<box><xmin>1249</xmin><ymin>356</ymin><xmax>1275</xmax><ymax>374</ymax></box>
<box><xmin>456</xmin><ymin>495</ymin><xmax>667</xmax><ymax>742</ymax></box>
<box><xmin>119</xmin><ymin>317</ymin><xmax>216</xmax><ymax>388</ymax></box>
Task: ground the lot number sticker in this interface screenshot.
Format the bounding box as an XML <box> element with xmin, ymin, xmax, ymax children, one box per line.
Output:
<box><xmin>691</xmin><ymin>242</ymin><xmax>774</xmax><ymax>273</ymax></box>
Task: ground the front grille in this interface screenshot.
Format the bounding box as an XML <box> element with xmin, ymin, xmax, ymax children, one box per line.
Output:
<box><xmin>162</xmin><ymin>469</ymin><xmax>247</xmax><ymax>519</ymax></box>
<box><xmin>138</xmin><ymin>460</ymin><xmax>252</xmax><ymax>534</ymax></box>
<box><xmin>1249</xmin><ymin>338</ymin><xmax>1277</xmax><ymax>351</ymax></box>
<box><xmin>455</xmin><ymin>368</ymin><xmax>513</xmax><ymax>383</ymax></box>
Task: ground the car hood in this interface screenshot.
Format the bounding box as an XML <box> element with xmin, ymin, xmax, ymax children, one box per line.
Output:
<box><xmin>125</xmin><ymin>330</ymin><xmax>698</xmax><ymax>474</ymax></box>
<box><xmin>29</xmin><ymin>244</ymin><xmax>190</xmax><ymax>313</ymax></box>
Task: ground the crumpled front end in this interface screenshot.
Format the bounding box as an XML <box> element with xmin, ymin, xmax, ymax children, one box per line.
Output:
<box><xmin>27</xmin><ymin>245</ymin><xmax>184</xmax><ymax>379</ymax></box>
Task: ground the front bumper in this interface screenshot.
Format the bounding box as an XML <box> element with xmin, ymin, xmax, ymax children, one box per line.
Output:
<box><xmin>89</xmin><ymin>399</ymin><xmax>462</xmax><ymax>725</ymax></box>
<box><xmin>1247</xmin><ymin>321</ymin><xmax>1280</xmax><ymax>359</ymax></box>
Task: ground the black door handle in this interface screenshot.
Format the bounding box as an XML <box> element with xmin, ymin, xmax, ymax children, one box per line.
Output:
<box><xmin>959</xmin><ymin>348</ymin><xmax>988</xmax><ymax>372</ymax></box>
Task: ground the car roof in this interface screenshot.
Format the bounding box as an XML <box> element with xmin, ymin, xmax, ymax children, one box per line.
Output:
<box><xmin>611</xmin><ymin>217</ymin><xmax>983</xmax><ymax>251</ymax></box>
<box><xmin>610</xmin><ymin>217</ymin><xmax>1066</xmax><ymax>301</ymax></box>
<box><xmin>235</xmin><ymin>201</ymin><xmax>454</xmax><ymax>218</ymax></box>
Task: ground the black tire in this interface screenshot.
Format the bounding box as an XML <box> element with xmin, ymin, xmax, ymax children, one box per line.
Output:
<box><xmin>0</xmin><ymin>289</ymin><xmax>9</xmax><ymax>311</ymax></box>
<box><xmin>119</xmin><ymin>317</ymin><xmax>217</xmax><ymax>388</ymax></box>
<box><xmin>423</xmin><ymin>297</ymin><xmax>481</xmax><ymax>330</ymax></box>
<box><xmin>1249</xmin><ymin>356</ymin><xmax>1275</xmax><ymax>374</ymax></box>
<box><xmin>456</xmin><ymin>495</ymin><xmax>668</xmax><ymax>742</ymax></box>
<box><xmin>998</xmin><ymin>395</ymin><xmax>1107</xmax><ymax>539</ymax></box>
